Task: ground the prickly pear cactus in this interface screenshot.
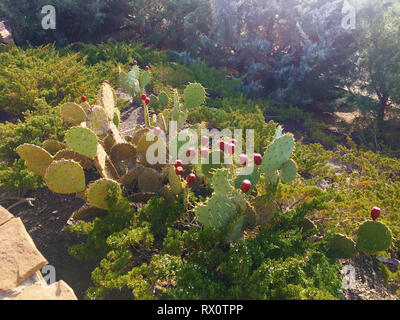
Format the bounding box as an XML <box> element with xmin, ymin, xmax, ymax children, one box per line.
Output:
<box><xmin>44</xmin><ymin>160</ymin><xmax>86</xmax><ymax>194</ymax></box>
<box><xmin>184</xmin><ymin>83</ymin><xmax>206</xmax><ymax>108</ymax></box>
<box><xmin>60</xmin><ymin>102</ymin><xmax>87</xmax><ymax>125</ymax></box>
<box><xmin>168</xmin><ymin>165</ymin><xmax>184</xmax><ymax>195</ymax></box>
<box><xmin>42</xmin><ymin>139</ymin><xmax>66</xmax><ymax>155</ymax></box>
<box><xmin>279</xmin><ymin>159</ymin><xmax>297</xmax><ymax>184</ymax></box>
<box><xmin>86</xmin><ymin>179</ymin><xmax>121</xmax><ymax>210</ymax></box>
<box><xmin>87</xmin><ymin>106</ymin><xmax>111</xmax><ymax>137</ymax></box>
<box><xmin>261</xmin><ymin>134</ymin><xmax>295</xmax><ymax>172</ymax></box>
<box><xmin>328</xmin><ymin>234</ymin><xmax>356</xmax><ymax>259</ymax></box>
<box><xmin>65</xmin><ymin>127</ymin><xmax>99</xmax><ymax>159</ymax></box>
<box><xmin>158</xmin><ymin>92</ymin><xmax>169</xmax><ymax>107</ymax></box>
<box><xmin>54</xmin><ymin>149</ymin><xmax>94</xmax><ymax>169</ymax></box>
<box><xmin>356</xmin><ymin>221</ymin><xmax>392</xmax><ymax>254</ymax></box>
<box><xmin>212</xmin><ymin>169</ymin><xmax>233</xmax><ymax>196</ymax></box>
<box><xmin>261</xmin><ymin>133</ymin><xmax>297</xmax><ymax>185</ymax></box>
<box><xmin>196</xmin><ymin>195</ymin><xmax>237</xmax><ymax>229</ymax></box>
<box><xmin>16</xmin><ymin>144</ymin><xmax>53</xmax><ymax>177</ymax></box>
<box><xmin>137</xmin><ymin>168</ymin><xmax>163</xmax><ymax>193</ymax></box>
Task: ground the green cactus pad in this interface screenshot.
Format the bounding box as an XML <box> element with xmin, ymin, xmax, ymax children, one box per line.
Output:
<box><xmin>149</xmin><ymin>94</ymin><xmax>159</xmax><ymax>109</ymax></box>
<box><xmin>16</xmin><ymin>144</ymin><xmax>53</xmax><ymax>177</ymax></box>
<box><xmin>86</xmin><ymin>179</ymin><xmax>121</xmax><ymax>210</ymax></box>
<box><xmin>212</xmin><ymin>169</ymin><xmax>233</xmax><ymax>196</ymax></box>
<box><xmin>87</xmin><ymin>106</ymin><xmax>111</xmax><ymax>137</ymax></box>
<box><xmin>196</xmin><ymin>195</ymin><xmax>236</xmax><ymax>229</ymax></box>
<box><xmin>54</xmin><ymin>149</ymin><xmax>94</xmax><ymax>169</ymax></box>
<box><xmin>158</xmin><ymin>92</ymin><xmax>169</xmax><ymax>107</ymax></box>
<box><xmin>65</xmin><ymin>127</ymin><xmax>99</xmax><ymax>159</ymax></box>
<box><xmin>110</xmin><ymin>143</ymin><xmax>137</xmax><ymax>163</ymax></box>
<box><xmin>131</xmin><ymin>128</ymin><xmax>149</xmax><ymax>147</ymax></box>
<box><xmin>128</xmin><ymin>66</ymin><xmax>140</xmax><ymax>84</ymax></box>
<box><xmin>279</xmin><ymin>159</ymin><xmax>297</xmax><ymax>184</ymax></box>
<box><xmin>356</xmin><ymin>221</ymin><xmax>392</xmax><ymax>254</ymax></box>
<box><xmin>44</xmin><ymin>160</ymin><xmax>86</xmax><ymax>194</ymax></box>
<box><xmin>59</xmin><ymin>102</ymin><xmax>87</xmax><ymax>126</ymax></box>
<box><xmin>261</xmin><ymin>134</ymin><xmax>295</xmax><ymax>173</ymax></box>
<box><xmin>140</xmin><ymin>70</ymin><xmax>151</xmax><ymax>88</ymax></box>
<box><xmin>42</xmin><ymin>139</ymin><xmax>66</xmax><ymax>155</ymax></box>
<box><xmin>184</xmin><ymin>83</ymin><xmax>206</xmax><ymax>108</ymax></box>
<box><xmin>71</xmin><ymin>204</ymin><xmax>107</xmax><ymax>222</ymax></box>
<box><xmin>113</xmin><ymin>109</ymin><xmax>121</xmax><ymax>127</ymax></box>
<box><xmin>234</xmin><ymin>166</ymin><xmax>260</xmax><ymax>193</ymax></box>
<box><xmin>328</xmin><ymin>234</ymin><xmax>356</xmax><ymax>259</ymax></box>
<box><xmin>168</xmin><ymin>165</ymin><xmax>184</xmax><ymax>195</ymax></box>
<box><xmin>100</xmin><ymin>84</ymin><xmax>115</xmax><ymax>120</ymax></box>
<box><xmin>136</xmin><ymin>130</ymin><xmax>157</xmax><ymax>156</ymax></box>
<box><xmin>138</xmin><ymin>168</ymin><xmax>163</xmax><ymax>193</ymax></box>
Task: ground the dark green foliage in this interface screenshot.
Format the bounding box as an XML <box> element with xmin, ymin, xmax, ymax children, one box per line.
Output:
<box><xmin>1</xmin><ymin>0</ymin><xmax>134</xmax><ymax>46</ymax></box>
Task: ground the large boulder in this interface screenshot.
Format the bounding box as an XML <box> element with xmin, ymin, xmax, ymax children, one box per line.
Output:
<box><xmin>0</xmin><ymin>19</ymin><xmax>13</xmax><ymax>44</ymax></box>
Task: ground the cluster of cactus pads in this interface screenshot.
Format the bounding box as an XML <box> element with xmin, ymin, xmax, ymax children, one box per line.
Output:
<box><xmin>194</xmin><ymin>129</ymin><xmax>298</xmax><ymax>240</ymax></box>
<box><xmin>328</xmin><ymin>216</ymin><xmax>392</xmax><ymax>258</ymax></box>
<box><xmin>16</xmin><ymin>68</ymin><xmax>299</xmax><ymax>241</ymax></box>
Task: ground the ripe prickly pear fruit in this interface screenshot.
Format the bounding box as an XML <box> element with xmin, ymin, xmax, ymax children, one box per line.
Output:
<box><xmin>145</xmin><ymin>97</ymin><xmax>151</xmax><ymax>105</ymax></box>
<box><xmin>219</xmin><ymin>141</ymin><xmax>226</xmax><ymax>152</ymax></box>
<box><xmin>240</xmin><ymin>154</ymin><xmax>248</xmax><ymax>166</ymax></box>
<box><xmin>145</xmin><ymin>66</ymin><xmax>150</xmax><ymax>71</ymax></box>
<box><xmin>141</xmin><ymin>94</ymin><xmax>147</xmax><ymax>101</ymax></box>
<box><xmin>187</xmin><ymin>173</ymin><xmax>196</xmax><ymax>185</ymax></box>
<box><xmin>133</xmin><ymin>60</ymin><xmax>138</xmax><ymax>66</ymax></box>
<box><xmin>175</xmin><ymin>160</ymin><xmax>183</xmax><ymax>168</ymax></box>
<box><xmin>231</xmin><ymin>139</ymin><xmax>237</xmax><ymax>146</ymax></box>
<box><xmin>227</xmin><ymin>143</ymin><xmax>236</xmax><ymax>155</ymax></box>
<box><xmin>175</xmin><ymin>166</ymin><xmax>183</xmax><ymax>176</ymax></box>
<box><xmin>201</xmin><ymin>148</ymin><xmax>209</xmax><ymax>159</ymax></box>
<box><xmin>153</xmin><ymin>127</ymin><xmax>162</xmax><ymax>136</ymax></box>
<box><xmin>254</xmin><ymin>153</ymin><xmax>262</xmax><ymax>166</ymax></box>
<box><xmin>201</xmin><ymin>136</ymin><xmax>209</xmax><ymax>147</ymax></box>
<box><xmin>241</xmin><ymin>179</ymin><xmax>251</xmax><ymax>194</ymax></box>
<box><xmin>186</xmin><ymin>148</ymin><xmax>196</xmax><ymax>159</ymax></box>
<box><xmin>104</xmin><ymin>80</ymin><xmax>109</xmax><ymax>84</ymax></box>
<box><xmin>81</xmin><ymin>96</ymin><xmax>87</xmax><ymax>102</ymax></box>
<box><xmin>371</xmin><ymin>207</ymin><xmax>381</xmax><ymax>221</ymax></box>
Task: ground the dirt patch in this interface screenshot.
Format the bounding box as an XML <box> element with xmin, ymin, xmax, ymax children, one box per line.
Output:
<box><xmin>339</xmin><ymin>253</ymin><xmax>399</xmax><ymax>300</ymax></box>
<box><xmin>6</xmin><ymin>187</ymin><xmax>97</xmax><ymax>300</ymax></box>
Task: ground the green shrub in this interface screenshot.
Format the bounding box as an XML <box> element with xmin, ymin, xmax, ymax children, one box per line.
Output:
<box><xmin>0</xmin><ymin>45</ymin><xmax>111</xmax><ymax>115</ymax></box>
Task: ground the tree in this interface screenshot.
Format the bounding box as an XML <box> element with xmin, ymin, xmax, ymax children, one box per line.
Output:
<box><xmin>356</xmin><ymin>0</ymin><xmax>400</xmax><ymax>131</ymax></box>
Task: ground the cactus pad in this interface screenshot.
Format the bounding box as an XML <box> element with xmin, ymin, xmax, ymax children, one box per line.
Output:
<box><xmin>328</xmin><ymin>234</ymin><xmax>356</xmax><ymax>259</ymax></box>
<box><xmin>80</xmin><ymin>101</ymin><xmax>91</xmax><ymax>114</ymax></box>
<box><xmin>158</xmin><ymin>92</ymin><xmax>169</xmax><ymax>107</ymax></box>
<box><xmin>212</xmin><ymin>169</ymin><xmax>233</xmax><ymax>196</ymax></box>
<box><xmin>279</xmin><ymin>159</ymin><xmax>297</xmax><ymax>184</ymax></box>
<box><xmin>60</xmin><ymin>102</ymin><xmax>87</xmax><ymax>125</ymax></box>
<box><xmin>226</xmin><ymin>216</ymin><xmax>245</xmax><ymax>242</ymax></box>
<box><xmin>86</xmin><ymin>179</ymin><xmax>121</xmax><ymax>210</ymax></box>
<box><xmin>87</xmin><ymin>106</ymin><xmax>111</xmax><ymax>137</ymax></box>
<box><xmin>128</xmin><ymin>66</ymin><xmax>140</xmax><ymax>84</ymax></box>
<box><xmin>71</xmin><ymin>204</ymin><xmax>107</xmax><ymax>222</ymax></box>
<box><xmin>261</xmin><ymin>134</ymin><xmax>295</xmax><ymax>173</ymax></box>
<box><xmin>196</xmin><ymin>195</ymin><xmax>236</xmax><ymax>229</ymax></box>
<box><xmin>200</xmin><ymin>150</ymin><xmax>224</xmax><ymax>180</ymax></box>
<box><xmin>16</xmin><ymin>144</ymin><xmax>53</xmax><ymax>177</ymax></box>
<box><xmin>140</xmin><ymin>70</ymin><xmax>151</xmax><ymax>88</ymax></box>
<box><xmin>137</xmin><ymin>168</ymin><xmax>163</xmax><ymax>193</ymax></box>
<box><xmin>121</xmin><ymin>166</ymin><xmax>144</xmax><ymax>188</ymax></box>
<box><xmin>184</xmin><ymin>83</ymin><xmax>206</xmax><ymax>108</ymax></box>
<box><xmin>356</xmin><ymin>221</ymin><xmax>392</xmax><ymax>254</ymax></box>
<box><xmin>42</xmin><ymin>139</ymin><xmax>66</xmax><ymax>155</ymax></box>
<box><xmin>54</xmin><ymin>149</ymin><xmax>94</xmax><ymax>169</ymax></box>
<box><xmin>65</xmin><ymin>127</ymin><xmax>99</xmax><ymax>159</ymax></box>
<box><xmin>168</xmin><ymin>165</ymin><xmax>184</xmax><ymax>195</ymax></box>
<box><xmin>100</xmin><ymin>84</ymin><xmax>115</xmax><ymax>120</ymax></box>
<box><xmin>110</xmin><ymin>143</ymin><xmax>137</xmax><ymax>163</ymax></box>
<box><xmin>44</xmin><ymin>160</ymin><xmax>85</xmax><ymax>194</ymax></box>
